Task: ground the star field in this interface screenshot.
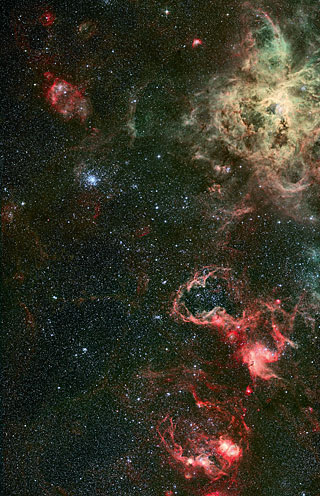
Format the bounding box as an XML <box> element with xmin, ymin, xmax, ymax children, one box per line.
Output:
<box><xmin>2</xmin><ymin>1</ymin><xmax>320</xmax><ymax>495</ymax></box>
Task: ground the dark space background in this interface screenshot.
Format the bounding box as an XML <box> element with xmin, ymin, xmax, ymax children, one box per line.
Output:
<box><xmin>2</xmin><ymin>1</ymin><xmax>320</xmax><ymax>495</ymax></box>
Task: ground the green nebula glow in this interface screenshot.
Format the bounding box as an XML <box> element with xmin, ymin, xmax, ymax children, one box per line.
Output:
<box><xmin>185</xmin><ymin>13</ymin><xmax>320</xmax><ymax>220</ymax></box>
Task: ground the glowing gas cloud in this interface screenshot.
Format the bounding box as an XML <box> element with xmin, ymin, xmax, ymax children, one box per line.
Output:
<box><xmin>184</xmin><ymin>9</ymin><xmax>320</xmax><ymax>221</ymax></box>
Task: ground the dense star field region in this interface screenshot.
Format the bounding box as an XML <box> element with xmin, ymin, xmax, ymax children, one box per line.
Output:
<box><xmin>2</xmin><ymin>0</ymin><xmax>320</xmax><ymax>495</ymax></box>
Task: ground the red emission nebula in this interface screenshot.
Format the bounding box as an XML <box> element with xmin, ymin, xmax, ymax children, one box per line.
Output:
<box><xmin>128</xmin><ymin>261</ymin><xmax>315</xmax><ymax>495</ymax></box>
<box><xmin>132</xmin><ymin>365</ymin><xmax>251</xmax><ymax>496</ymax></box>
<box><xmin>44</xmin><ymin>72</ymin><xmax>91</xmax><ymax>122</ymax></box>
<box><xmin>172</xmin><ymin>266</ymin><xmax>298</xmax><ymax>381</ymax></box>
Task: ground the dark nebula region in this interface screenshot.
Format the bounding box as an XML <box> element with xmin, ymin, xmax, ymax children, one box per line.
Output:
<box><xmin>2</xmin><ymin>1</ymin><xmax>320</xmax><ymax>495</ymax></box>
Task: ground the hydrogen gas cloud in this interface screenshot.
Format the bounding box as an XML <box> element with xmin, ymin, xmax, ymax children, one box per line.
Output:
<box><xmin>3</xmin><ymin>1</ymin><xmax>320</xmax><ymax>496</ymax></box>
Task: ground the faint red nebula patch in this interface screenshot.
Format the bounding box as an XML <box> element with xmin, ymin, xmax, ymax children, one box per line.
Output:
<box><xmin>39</xmin><ymin>10</ymin><xmax>55</xmax><ymax>27</ymax></box>
<box><xmin>44</xmin><ymin>73</ymin><xmax>90</xmax><ymax>122</ymax></box>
